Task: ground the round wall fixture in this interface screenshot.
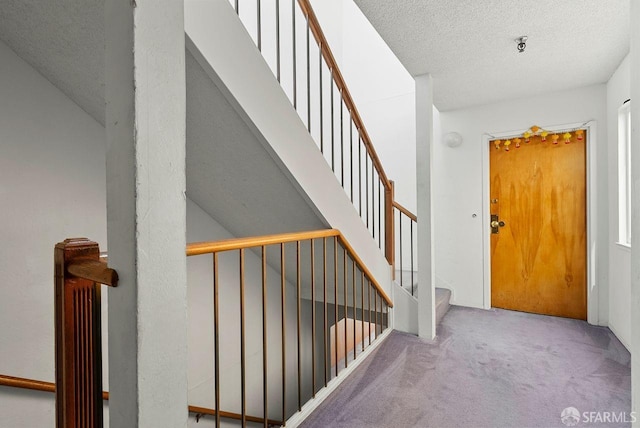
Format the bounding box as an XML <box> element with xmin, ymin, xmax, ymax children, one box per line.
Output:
<box><xmin>443</xmin><ymin>132</ymin><xmax>463</xmax><ymax>148</ymax></box>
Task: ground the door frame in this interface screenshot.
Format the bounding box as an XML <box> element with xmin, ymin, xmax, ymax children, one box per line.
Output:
<box><xmin>481</xmin><ymin>121</ymin><xmax>598</xmax><ymax>324</ymax></box>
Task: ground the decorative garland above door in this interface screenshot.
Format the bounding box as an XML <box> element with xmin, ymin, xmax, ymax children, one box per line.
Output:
<box><xmin>491</xmin><ymin>125</ymin><xmax>585</xmax><ymax>151</ymax></box>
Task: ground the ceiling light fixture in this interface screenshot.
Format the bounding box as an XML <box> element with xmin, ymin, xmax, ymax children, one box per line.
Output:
<box><xmin>516</xmin><ymin>36</ymin><xmax>528</xmax><ymax>53</ymax></box>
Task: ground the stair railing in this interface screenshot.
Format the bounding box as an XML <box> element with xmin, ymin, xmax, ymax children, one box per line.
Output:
<box><xmin>187</xmin><ymin>228</ymin><xmax>391</xmax><ymax>427</ymax></box>
<box><xmin>3</xmin><ymin>230</ymin><xmax>391</xmax><ymax>427</ymax></box>
<box><xmin>227</xmin><ymin>0</ymin><xmax>396</xmax><ymax>266</ymax></box>
<box><xmin>228</xmin><ymin>0</ymin><xmax>421</xmax><ymax>287</ymax></box>
<box><xmin>393</xmin><ymin>201</ymin><xmax>418</xmax><ymax>295</ymax></box>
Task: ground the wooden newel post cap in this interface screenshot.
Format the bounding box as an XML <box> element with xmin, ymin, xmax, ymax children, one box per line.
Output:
<box><xmin>55</xmin><ymin>238</ymin><xmax>118</xmax><ymax>287</ymax></box>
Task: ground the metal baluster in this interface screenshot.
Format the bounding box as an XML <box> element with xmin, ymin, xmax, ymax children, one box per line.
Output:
<box><xmin>235</xmin><ymin>0</ymin><xmax>239</xmax><ymax>14</ymax></box>
<box><xmin>400</xmin><ymin>213</ymin><xmax>403</xmax><ymax>288</ymax></box>
<box><xmin>319</xmin><ymin>45</ymin><xmax>323</xmax><ymax>152</ymax></box>
<box><xmin>296</xmin><ymin>242</ymin><xmax>302</xmax><ymax>411</ymax></box>
<box><xmin>257</xmin><ymin>0</ymin><xmax>261</xmax><ymax>51</ymax></box>
<box><xmin>372</xmin><ymin>171</ymin><xmax>376</xmax><ymax>239</ymax></box>
<box><xmin>350</xmin><ymin>119</ymin><xmax>354</xmax><ymax>203</ymax></box>
<box><xmin>374</xmin><ymin>288</ymin><xmax>378</xmax><ymax>340</ymax></box>
<box><xmin>358</xmin><ymin>136</ymin><xmax>362</xmax><ymax>215</ymax></box>
<box><xmin>368</xmin><ymin>280</ymin><xmax>372</xmax><ymax>346</ymax></box>
<box><xmin>340</xmin><ymin>99</ymin><xmax>344</xmax><ymax>186</ymax></box>
<box><xmin>213</xmin><ymin>253</ymin><xmax>220</xmax><ymax>428</ymax></box>
<box><xmin>330</xmin><ymin>73</ymin><xmax>335</xmax><ymax>172</ymax></box>
<box><xmin>365</xmin><ymin>156</ymin><xmax>369</xmax><ymax>229</ymax></box>
<box><xmin>377</xmin><ymin>291</ymin><xmax>381</xmax><ymax>338</ymax></box>
<box><xmin>378</xmin><ymin>180</ymin><xmax>382</xmax><ymax>249</ymax></box>
<box><xmin>352</xmin><ymin>258</ymin><xmax>356</xmax><ymax>360</ymax></box>
<box><xmin>281</xmin><ymin>244</ymin><xmax>286</xmax><ymax>423</ymax></box>
<box><xmin>306</xmin><ymin>19</ymin><xmax>310</xmax><ymax>132</ymax></box>
<box><xmin>343</xmin><ymin>249</ymin><xmax>348</xmax><ymax>369</ymax></box>
<box><xmin>334</xmin><ymin>236</ymin><xmax>339</xmax><ymax>378</ymax></box>
<box><xmin>360</xmin><ymin>271</ymin><xmax>365</xmax><ymax>352</ymax></box>
<box><xmin>380</xmin><ymin>294</ymin><xmax>384</xmax><ymax>334</ymax></box>
<box><xmin>323</xmin><ymin>238</ymin><xmax>328</xmax><ymax>387</ymax></box>
<box><xmin>411</xmin><ymin>220</ymin><xmax>414</xmax><ymax>296</ymax></box>
<box><xmin>240</xmin><ymin>250</ymin><xmax>246</xmax><ymax>427</ymax></box>
<box><xmin>292</xmin><ymin>0</ymin><xmax>296</xmax><ymax>109</ymax></box>
<box><xmin>262</xmin><ymin>246</ymin><xmax>268</xmax><ymax>428</ymax></box>
<box><xmin>276</xmin><ymin>0</ymin><xmax>280</xmax><ymax>82</ymax></box>
<box><xmin>311</xmin><ymin>239</ymin><xmax>316</xmax><ymax>397</ymax></box>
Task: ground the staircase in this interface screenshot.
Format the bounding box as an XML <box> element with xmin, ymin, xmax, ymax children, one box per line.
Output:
<box><xmin>0</xmin><ymin>0</ymin><xmax>431</xmax><ymax>426</ymax></box>
<box><xmin>395</xmin><ymin>269</ymin><xmax>451</xmax><ymax>328</ymax></box>
<box><xmin>173</xmin><ymin>0</ymin><xmax>429</xmax><ymax>423</ymax></box>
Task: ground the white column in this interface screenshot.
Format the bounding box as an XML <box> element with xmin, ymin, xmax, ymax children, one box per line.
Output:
<box><xmin>416</xmin><ymin>74</ymin><xmax>436</xmax><ymax>340</ymax></box>
<box><xmin>630</xmin><ymin>1</ymin><xmax>640</xmax><ymax>424</ymax></box>
<box><xmin>105</xmin><ymin>1</ymin><xmax>187</xmax><ymax>427</ymax></box>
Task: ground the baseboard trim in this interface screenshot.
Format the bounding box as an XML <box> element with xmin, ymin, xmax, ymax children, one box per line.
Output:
<box><xmin>285</xmin><ymin>328</ymin><xmax>393</xmax><ymax>427</ymax></box>
<box><xmin>607</xmin><ymin>322</ymin><xmax>631</xmax><ymax>352</ymax></box>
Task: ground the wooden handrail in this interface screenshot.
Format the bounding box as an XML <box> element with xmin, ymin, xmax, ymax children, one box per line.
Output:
<box><xmin>67</xmin><ymin>259</ymin><xmax>118</xmax><ymax>287</ymax></box>
<box><xmin>187</xmin><ymin>229</ymin><xmax>393</xmax><ymax>307</ymax></box>
<box><xmin>188</xmin><ymin>405</ymin><xmax>283</xmax><ymax>426</ymax></box>
<box><xmin>0</xmin><ymin>374</ymin><xmax>55</xmax><ymax>394</ymax></box>
<box><xmin>0</xmin><ymin>375</ymin><xmax>108</xmax><ymax>400</ymax></box>
<box><xmin>392</xmin><ymin>201</ymin><xmax>417</xmax><ymax>222</ymax></box>
<box><xmin>0</xmin><ymin>375</ymin><xmax>282</xmax><ymax>426</ymax></box>
<box><xmin>297</xmin><ymin>0</ymin><xmax>391</xmax><ymax>191</ymax></box>
<box><xmin>187</xmin><ymin>229</ymin><xmax>341</xmax><ymax>255</ymax></box>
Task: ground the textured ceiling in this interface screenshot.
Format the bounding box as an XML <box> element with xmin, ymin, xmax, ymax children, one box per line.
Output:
<box><xmin>0</xmin><ymin>0</ymin><xmax>105</xmax><ymax>123</ymax></box>
<box><xmin>353</xmin><ymin>0</ymin><xmax>630</xmax><ymax>111</ymax></box>
<box><xmin>0</xmin><ymin>0</ymin><xmax>630</xmax><ymax>116</ymax></box>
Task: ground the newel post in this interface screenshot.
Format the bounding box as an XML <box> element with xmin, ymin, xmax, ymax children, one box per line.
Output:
<box><xmin>385</xmin><ymin>180</ymin><xmax>395</xmax><ymax>274</ymax></box>
<box><xmin>54</xmin><ymin>238</ymin><xmax>116</xmax><ymax>428</ymax></box>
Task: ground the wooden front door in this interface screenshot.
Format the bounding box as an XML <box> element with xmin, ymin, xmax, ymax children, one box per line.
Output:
<box><xmin>490</xmin><ymin>132</ymin><xmax>587</xmax><ymax>320</ymax></box>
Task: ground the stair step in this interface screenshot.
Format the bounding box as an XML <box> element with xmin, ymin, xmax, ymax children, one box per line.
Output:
<box><xmin>435</xmin><ymin>287</ymin><xmax>451</xmax><ymax>326</ymax></box>
<box><xmin>394</xmin><ymin>270</ymin><xmax>452</xmax><ymax>325</ymax></box>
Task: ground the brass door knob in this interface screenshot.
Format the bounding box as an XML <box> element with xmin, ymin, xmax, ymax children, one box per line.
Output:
<box><xmin>491</xmin><ymin>220</ymin><xmax>500</xmax><ymax>228</ymax></box>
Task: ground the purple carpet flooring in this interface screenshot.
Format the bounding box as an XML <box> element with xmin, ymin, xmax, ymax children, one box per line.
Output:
<box><xmin>299</xmin><ymin>306</ymin><xmax>631</xmax><ymax>428</ymax></box>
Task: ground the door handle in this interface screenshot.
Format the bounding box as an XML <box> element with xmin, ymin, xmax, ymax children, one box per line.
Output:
<box><xmin>491</xmin><ymin>215</ymin><xmax>506</xmax><ymax>234</ymax></box>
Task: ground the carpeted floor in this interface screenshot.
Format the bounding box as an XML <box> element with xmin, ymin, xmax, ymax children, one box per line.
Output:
<box><xmin>299</xmin><ymin>306</ymin><xmax>631</xmax><ymax>428</ymax></box>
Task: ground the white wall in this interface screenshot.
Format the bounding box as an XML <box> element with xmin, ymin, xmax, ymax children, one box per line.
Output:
<box><xmin>606</xmin><ymin>54</ymin><xmax>631</xmax><ymax>348</ymax></box>
<box><xmin>0</xmin><ymin>39</ymin><xmax>108</xmax><ymax>427</ymax></box>
<box><xmin>437</xmin><ymin>85</ymin><xmax>608</xmax><ymax>318</ymax></box>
